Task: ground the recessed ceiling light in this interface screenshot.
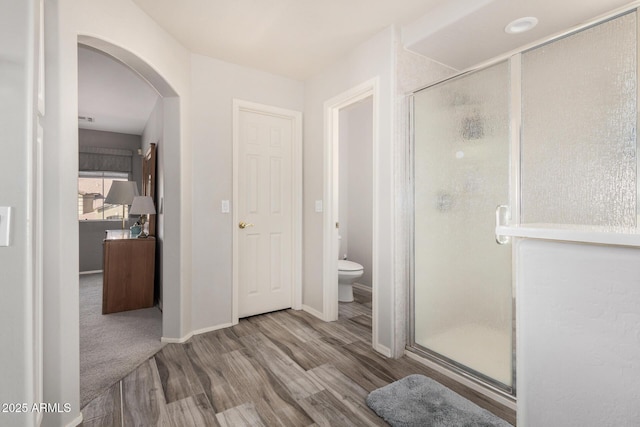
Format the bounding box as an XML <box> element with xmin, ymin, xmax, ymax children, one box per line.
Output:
<box><xmin>505</xmin><ymin>17</ymin><xmax>538</xmax><ymax>34</ymax></box>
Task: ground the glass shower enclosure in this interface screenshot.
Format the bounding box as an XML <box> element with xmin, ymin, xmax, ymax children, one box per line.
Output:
<box><xmin>410</xmin><ymin>61</ymin><xmax>514</xmax><ymax>393</ymax></box>
<box><xmin>409</xmin><ymin>9</ymin><xmax>637</xmax><ymax>396</ymax></box>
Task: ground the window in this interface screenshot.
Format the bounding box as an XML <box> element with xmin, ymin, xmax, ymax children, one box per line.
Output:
<box><xmin>78</xmin><ymin>171</ymin><xmax>130</xmax><ymax>220</ymax></box>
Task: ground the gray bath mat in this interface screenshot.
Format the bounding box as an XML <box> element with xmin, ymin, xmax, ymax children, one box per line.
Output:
<box><xmin>366</xmin><ymin>374</ymin><xmax>513</xmax><ymax>427</ymax></box>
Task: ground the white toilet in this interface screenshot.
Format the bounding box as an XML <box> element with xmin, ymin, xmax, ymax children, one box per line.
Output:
<box><xmin>338</xmin><ymin>260</ymin><xmax>364</xmax><ymax>302</ymax></box>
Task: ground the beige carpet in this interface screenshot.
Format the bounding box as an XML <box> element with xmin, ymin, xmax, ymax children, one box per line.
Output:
<box><xmin>80</xmin><ymin>273</ymin><xmax>164</xmax><ymax>408</ymax></box>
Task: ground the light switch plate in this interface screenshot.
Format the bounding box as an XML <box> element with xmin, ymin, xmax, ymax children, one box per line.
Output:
<box><xmin>221</xmin><ymin>200</ymin><xmax>230</xmax><ymax>213</ymax></box>
<box><xmin>315</xmin><ymin>200</ymin><xmax>323</xmax><ymax>213</ymax></box>
<box><xmin>0</xmin><ymin>207</ymin><xmax>12</xmax><ymax>247</ymax></box>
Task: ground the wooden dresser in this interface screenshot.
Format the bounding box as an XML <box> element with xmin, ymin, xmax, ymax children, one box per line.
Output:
<box><xmin>102</xmin><ymin>229</ymin><xmax>155</xmax><ymax>314</ymax></box>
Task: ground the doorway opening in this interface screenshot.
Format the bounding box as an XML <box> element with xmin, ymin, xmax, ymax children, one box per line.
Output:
<box><xmin>323</xmin><ymin>78</ymin><xmax>381</xmax><ymax>352</ymax></box>
<box><xmin>76</xmin><ymin>35</ymin><xmax>181</xmax><ymax>407</ymax></box>
<box><xmin>337</xmin><ymin>97</ymin><xmax>374</xmax><ymax>324</ymax></box>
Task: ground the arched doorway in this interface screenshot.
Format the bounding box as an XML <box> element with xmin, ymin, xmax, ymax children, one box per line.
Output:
<box><xmin>76</xmin><ymin>35</ymin><xmax>183</xmax><ymax>406</ymax></box>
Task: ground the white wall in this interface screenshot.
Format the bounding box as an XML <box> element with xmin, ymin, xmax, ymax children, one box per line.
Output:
<box><xmin>0</xmin><ymin>1</ymin><xmax>38</xmax><ymax>426</ymax></box>
<box><xmin>517</xmin><ymin>239</ymin><xmax>640</xmax><ymax>426</ymax></box>
<box><xmin>338</xmin><ymin>99</ymin><xmax>374</xmax><ymax>287</ymax></box>
<box><xmin>43</xmin><ymin>0</ymin><xmax>191</xmax><ymax>425</ymax></box>
<box><xmin>189</xmin><ymin>53</ymin><xmax>304</xmax><ymax>331</ymax></box>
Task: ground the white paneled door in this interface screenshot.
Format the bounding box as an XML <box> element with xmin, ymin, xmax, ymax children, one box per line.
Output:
<box><xmin>235</xmin><ymin>101</ymin><xmax>300</xmax><ymax>318</ymax></box>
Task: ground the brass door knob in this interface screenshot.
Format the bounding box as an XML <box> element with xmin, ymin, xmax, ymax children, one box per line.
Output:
<box><xmin>238</xmin><ymin>221</ymin><xmax>254</xmax><ymax>229</ymax></box>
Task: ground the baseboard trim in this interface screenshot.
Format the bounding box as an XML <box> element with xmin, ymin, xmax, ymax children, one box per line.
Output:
<box><xmin>352</xmin><ymin>282</ymin><xmax>371</xmax><ymax>292</ymax></box>
<box><xmin>161</xmin><ymin>335</ymin><xmax>191</xmax><ymax>344</ymax></box>
<box><xmin>161</xmin><ymin>322</ymin><xmax>235</xmax><ymax>344</ymax></box>
<box><xmin>404</xmin><ymin>350</ymin><xmax>517</xmax><ymax>410</ymax></box>
<box><xmin>302</xmin><ymin>304</ymin><xmax>325</xmax><ymax>321</ymax></box>
<box><xmin>79</xmin><ymin>270</ymin><xmax>102</xmax><ymax>275</ymax></box>
<box><xmin>374</xmin><ymin>342</ymin><xmax>392</xmax><ymax>358</ymax></box>
<box><xmin>191</xmin><ymin>322</ymin><xmax>234</xmax><ymax>337</ymax></box>
<box><xmin>66</xmin><ymin>412</ymin><xmax>83</xmax><ymax>427</ymax></box>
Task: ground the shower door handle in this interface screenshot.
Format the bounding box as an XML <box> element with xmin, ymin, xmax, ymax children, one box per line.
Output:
<box><xmin>495</xmin><ymin>205</ymin><xmax>511</xmax><ymax>245</ymax></box>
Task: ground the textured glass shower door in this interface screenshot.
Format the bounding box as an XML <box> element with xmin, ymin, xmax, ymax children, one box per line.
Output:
<box><xmin>412</xmin><ymin>61</ymin><xmax>513</xmax><ymax>389</ymax></box>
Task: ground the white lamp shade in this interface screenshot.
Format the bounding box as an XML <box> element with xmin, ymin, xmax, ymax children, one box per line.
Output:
<box><xmin>104</xmin><ymin>181</ymin><xmax>139</xmax><ymax>205</ymax></box>
<box><xmin>129</xmin><ymin>196</ymin><xmax>156</xmax><ymax>215</ymax></box>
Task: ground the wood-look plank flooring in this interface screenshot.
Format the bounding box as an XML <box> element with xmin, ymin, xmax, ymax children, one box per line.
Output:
<box><xmin>81</xmin><ymin>285</ymin><xmax>516</xmax><ymax>426</ymax></box>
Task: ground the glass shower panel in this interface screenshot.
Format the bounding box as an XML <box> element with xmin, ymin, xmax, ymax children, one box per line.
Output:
<box><xmin>521</xmin><ymin>12</ymin><xmax>637</xmax><ymax>227</ymax></box>
<box><xmin>413</xmin><ymin>61</ymin><xmax>513</xmax><ymax>388</ymax></box>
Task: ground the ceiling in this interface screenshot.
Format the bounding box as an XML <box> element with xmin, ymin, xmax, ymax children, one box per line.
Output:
<box><xmin>79</xmin><ymin>0</ymin><xmax>635</xmax><ymax>135</ymax></box>
<box><xmin>133</xmin><ymin>0</ymin><xmax>634</xmax><ymax>79</ymax></box>
<box><xmin>78</xmin><ymin>45</ymin><xmax>159</xmax><ymax>135</ymax></box>
<box><xmin>132</xmin><ymin>0</ymin><xmax>448</xmax><ymax>80</ymax></box>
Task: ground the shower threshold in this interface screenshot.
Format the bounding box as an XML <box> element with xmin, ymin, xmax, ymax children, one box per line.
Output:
<box><xmin>410</xmin><ymin>323</ymin><xmax>514</xmax><ymax>398</ymax></box>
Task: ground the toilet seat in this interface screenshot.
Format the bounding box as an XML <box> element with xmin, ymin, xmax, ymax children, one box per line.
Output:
<box><xmin>338</xmin><ymin>260</ymin><xmax>363</xmax><ymax>272</ymax></box>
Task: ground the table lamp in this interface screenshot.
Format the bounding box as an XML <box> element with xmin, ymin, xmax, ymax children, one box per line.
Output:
<box><xmin>129</xmin><ymin>196</ymin><xmax>156</xmax><ymax>238</ymax></box>
<box><xmin>104</xmin><ymin>181</ymin><xmax>139</xmax><ymax>229</ymax></box>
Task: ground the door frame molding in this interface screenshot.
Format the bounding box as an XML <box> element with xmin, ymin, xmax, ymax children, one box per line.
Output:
<box><xmin>232</xmin><ymin>99</ymin><xmax>303</xmax><ymax>324</ymax></box>
<box><xmin>322</xmin><ymin>78</ymin><xmax>380</xmax><ymax>350</ymax></box>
